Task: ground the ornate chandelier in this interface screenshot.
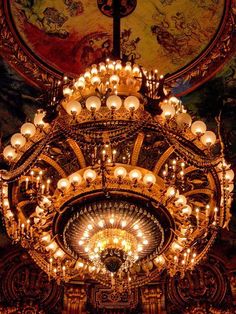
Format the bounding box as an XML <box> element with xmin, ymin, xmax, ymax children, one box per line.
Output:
<box><xmin>0</xmin><ymin>0</ymin><xmax>234</xmax><ymax>291</ymax></box>
<box><xmin>0</xmin><ymin>58</ymin><xmax>233</xmax><ymax>289</ymax></box>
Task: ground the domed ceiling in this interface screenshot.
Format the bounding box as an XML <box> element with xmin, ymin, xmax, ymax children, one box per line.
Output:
<box><xmin>0</xmin><ymin>0</ymin><xmax>235</xmax><ymax>93</ymax></box>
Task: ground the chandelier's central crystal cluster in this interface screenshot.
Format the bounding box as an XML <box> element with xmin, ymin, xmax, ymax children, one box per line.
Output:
<box><xmin>0</xmin><ymin>59</ymin><xmax>233</xmax><ymax>289</ymax></box>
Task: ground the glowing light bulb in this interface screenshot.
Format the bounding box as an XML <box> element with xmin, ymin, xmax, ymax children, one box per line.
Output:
<box><xmin>106</xmin><ymin>95</ymin><xmax>122</xmax><ymax>110</ymax></box>
<box><xmin>20</xmin><ymin>122</ymin><xmax>36</xmax><ymax>138</ymax></box>
<box><xmin>191</xmin><ymin>121</ymin><xmax>207</xmax><ymax>136</ymax></box>
<box><xmin>200</xmin><ymin>131</ymin><xmax>217</xmax><ymax>146</ymax></box>
<box><xmin>87</xmin><ymin>224</ymin><xmax>93</xmax><ymax>230</ymax></box>
<box><xmin>110</xmin><ymin>217</ymin><xmax>115</xmax><ymax>224</ymax></box>
<box><xmin>124</xmin><ymin>96</ymin><xmax>140</xmax><ymax>111</ymax></box>
<box><xmin>83</xmin><ymin>169</ymin><xmax>97</xmax><ymax>183</ymax></box>
<box><xmin>69</xmin><ymin>173</ymin><xmax>82</xmax><ymax>187</ymax></box>
<box><xmin>3</xmin><ymin>145</ymin><xmax>17</xmax><ymax>161</ymax></box>
<box><xmin>98</xmin><ymin>220</ymin><xmax>104</xmax><ymax>228</ymax></box>
<box><xmin>129</xmin><ymin>169</ymin><xmax>142</xmax><ymax>182</ymax></box>
<box><xmin>57</xmin><ymin>178</ymin><xmax>70</xmax><ymax>192</ymax></box>
<box><xmin>114</xmin><ymin>167</ymin><xmax>127</xmax><ymax>180</ymax></box>
<box><xmin>113</xmin><ymin>238</ymin><xmax>119</xmax><ymax>244</ymax></box>
<box><xmin>86</xmin><ymin>96</ymin><xmax>101</xmax><ymax>112</ymax></box>
<box><xmin>121</xmin><ymin>220</ymin><xmax>127</xmax><ymax>228</ymax></box>
<box><xmin>65</xmin><ymin>100</ymin><xmax>82</xmax><ymax>116</ymax></box>
<box><xmin>143</xmin><ymin>173</ymin><xmax>156</xmax><ymax>187</ymax></box>
<box><xmin>137</xmin><ymin>231</ymin><xmax>143</xmax><ymax>237</ymax></box>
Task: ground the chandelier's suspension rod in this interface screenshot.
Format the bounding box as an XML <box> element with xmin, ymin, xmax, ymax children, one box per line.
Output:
<box><xmin>113</xmin><ymin>0</ymin><xmax>121</xmax><ymax>59</ymax></box>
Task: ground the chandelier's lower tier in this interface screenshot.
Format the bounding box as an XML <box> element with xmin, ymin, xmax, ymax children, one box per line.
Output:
<box><xmin>55</xmin><ymin>192</ymin><xmax>174</xmax><ymax>274</ymax></box>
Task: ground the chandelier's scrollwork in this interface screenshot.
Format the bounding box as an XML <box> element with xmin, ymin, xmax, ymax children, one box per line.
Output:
<box><xmin>0</xmin><ymin>59</ymin><xmax>233</xmax><ymax>290</ymax></box>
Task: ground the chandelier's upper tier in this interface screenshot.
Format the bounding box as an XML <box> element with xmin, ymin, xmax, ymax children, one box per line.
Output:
<box><xmin>1</xmin><ymin>59</ymin><xmax>234</xmax><ymax>289</ymax></box>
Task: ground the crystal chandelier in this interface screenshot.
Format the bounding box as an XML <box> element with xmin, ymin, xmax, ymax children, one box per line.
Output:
<box><xmin>0</xmin><ymin>0</ymin><xmax>234</xmax><ymax>290</ymax></box>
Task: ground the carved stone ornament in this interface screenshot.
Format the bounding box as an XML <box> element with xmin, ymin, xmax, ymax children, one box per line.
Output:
<box><xmin>167</xmin><ymin>255</ymin><xmax>228</xmax><ymax>310</ymax></box>
<box><xmin>0</xmin><ymin>248</ymin><xmax>63</xmax><ymax>313</ymax></box>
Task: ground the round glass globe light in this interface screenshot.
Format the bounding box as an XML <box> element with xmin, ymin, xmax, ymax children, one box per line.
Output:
<box><xmin>143</xmin><ymin>173</ymin><xmax>156</xmax><ymax>186</ymax></box>
<box><xmin>114</xmin><ymin>166</ymin><xmax>127</xmax><ymax>179</ymax></box>
<box><xmin>132</xmin><ymin>64</ymin><xmax>140</xmax><ymax>75</ymax></box>
<box><xmin>74</xmin><ymin>79</ymin><xmax>85</xmax><ymax>89</ymax></box>
<box><xmin>175</xmin><ymin>195</ymin><xmax>187</xmax><ymax>207</ymax></box>
<box><xmin>225</xmin><ymin>169</ymin><xmax>234</xmax><ymax>182</ymax></box>
<box><xmin>129</xmin><ymin>169</ymin><xmax>142</xmax><ymax>181</ymax></box>
<box><xmin>169</xmin><ymin>96</ymin><xmax>180</xmax><ymax>106</ymax></box>
<box><xmin>66</xmin><ymin>100</ymin><xmax>82</xmax><ymax>116</ymax></box>
<box><xmin>10</xmin><ymin>133</ymin><xmax>26</xmax><ymax>149</ymax></box>
<box><xmin>154</xmin><ymin>255</ymin><xmax>165</xmax><ymax>267</ymax></box>
<box><xmin>3</xmin><ymin>145</ymin><xmax>17</xmax><ymax>161</ymax></box>
<box><xmin>176</xmin><ymin>112</ymin><xmax>192</xmax><ymax>129</ymax></box>
<box><xmin>124</xmin><ymin>96</ymin><xmax>140</xmax><ymax>111</ymax></box>
<box><xmin>69</xmin><ymin>173</ymin><xmax>82</xmax><ymax>186</ymax></box>
<box><xmin>57</xmin><ymin>178</ymin><xmax>70</xmax><ymax>191</ymax></box>
<box><xmin>115</xmin><ymin>61</ymin><xmax>122</xmax><ymax>71</ymax></box>
<box><xmin>182</xmin><ymin>205</ymin><xmax>192</xmax><ymax>215</ymax></box>
<box><xmin>20</xmin><ymin>122</ymin><xmax>36</xmax><ymax>138</ymax></box>
<box><xmin>227</xmin><ymin>183</ymin><xmax>234</xmax><ymax>192</ymax></box>
<box><xmin>83</xmin><ymin>169</ymin><xmax>97</xmax><ymax>182</ymax></box>
<box><xmin>109</xmin><ymin>75</ymin><xmax>119</xmax><ymax>85</ymax></box>
<box><xmin>91</xmin><ymin>76</ymin><xmax>101</xmax><ymax>85</ymax></box>
<box><xmin>106</xmin><ymin>95</ymin><xmax>122</xmax><ymax>111</ymax></box>
<box><xmin>200</xmin><ymin>131</ymin><xmax>216</xmax><ymax>146</ymax></box>
<box><xmin>191</xmin><ymin>120</ymin><xmax>207</xmax><ymax>136</ymax></box>
<box><xmin>161</xmin><ymin>103</ymin><xmax>175</xmax><ymax>119</ymax></box>
<box><xmin>63</xmin><ymin>87</ymin><xmax>73</xmax><ymax>97</ymax></box>
<box><xmin>125</xmin><ymin>62</ymin><xmax>132</xmax><ymax>72</ymax></box>
<box><xmin>166</xmin><ymin>186</ymin><xmax>176</xmax><ymax>197</ymax></box>
<box><xmin>86</xmin><ymin>96</ymin><xmax>101</xmax><ymax>112</ymax></box>
<box><xmin>171</xmin><ymin>241</ymin><xmax>182</xmax><ymax>252</ymax></box>
<box><xmin>34</xmin><ymin>111</ymin><xmax>46</xmax><ymax>128</ymax></box>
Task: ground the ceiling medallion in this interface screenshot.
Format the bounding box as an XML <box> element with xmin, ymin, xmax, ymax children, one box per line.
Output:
<box><xmin>98</xmin><ymin>0</ymin><xmax>137</xmax><ymax>17</ymax></box>
<box><xmin>0</xmin><ymin>59</ymin><xmax>233</xmax><ymax>289</ymax></box>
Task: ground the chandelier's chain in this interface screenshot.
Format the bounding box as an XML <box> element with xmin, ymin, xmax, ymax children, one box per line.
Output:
<box><xmin>56</xmin><ymin>117</ymin><xmax>149</xmax><ymax>146</ymax></box>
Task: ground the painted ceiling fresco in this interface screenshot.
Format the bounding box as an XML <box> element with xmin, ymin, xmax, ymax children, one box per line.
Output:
<box><xmin>1</xmin><ymin>0</ymin><xmax>235</xmax><ymax>94</ymax></box>
<box><xmin>10</xmin><ymin>0</ymin><xmax>224</xmax><ymax>75</ymax></box>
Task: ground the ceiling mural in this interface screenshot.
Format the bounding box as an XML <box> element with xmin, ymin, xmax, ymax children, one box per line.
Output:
<box><xmin>0</xmin><ymin>0</ymin><xmax>235</xmax><ymax>93</ymax></box>
<box><xmin>122</xmin><ymin>0</ymin><xmax>224</xmax><ymax>73</ymax></box>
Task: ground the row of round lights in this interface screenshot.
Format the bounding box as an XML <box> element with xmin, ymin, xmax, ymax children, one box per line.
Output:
<box><xmin>161</xmin><ymin>100</ymin><xmax>217</xmax><ymax>146</ymax></box>
<box><xmin>3</xmin><ymin>111</ymin><xmax>46</xmax><ymax>161</ymax></box>
<box><xmin>57</xmin><ymin>167</ymin><xmax>157</xmax><ymax>192</ymax></box>
<box><xmin>63</xmin><ymin>60</ymin><xmax>141</xmax><ymax>95</ymax></box>
<box><xmin>64</xmin><ymin>94</ymin><xmax>140</xmax><ymax>117</ymax></box>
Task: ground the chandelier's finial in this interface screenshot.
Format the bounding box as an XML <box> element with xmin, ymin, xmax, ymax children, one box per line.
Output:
<box><xmin>113</xmin><ymin>0</ymin><xmax>121</xmax><ymax>59</ymax></box>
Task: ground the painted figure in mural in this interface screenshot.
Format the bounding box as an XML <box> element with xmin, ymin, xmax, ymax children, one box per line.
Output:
<box><xmin>79</xmin><ymin>36</ymin><xmax>112</xmax><ymax>66</ymax></box>
<box><xmin>64</xmin><ymin>0</ymin><xmax>84</xmax><ymax>17</ymax></box>
<box><xmin>121</xmin><ymin>29</ymin><xmax>141</xmax><ymax>62</ymax></box>
<box><xmin>42</xmin><ymin>7</ymin><xmax>69</xmax><ymax>38</ymax></box>
<box><xmin>150</xmin><ymin>3</ymin><xmax>216</xmax><ymax>64</ymax></box>
<box><xmin>190</xmin><ymin>0</ymin><xmax>219</xmax><ymax>18</ymax></box>
<box><xmin>15</xmin><ymin>0</ymin><xmax>84</xmax><ymax>38</ymax></box>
